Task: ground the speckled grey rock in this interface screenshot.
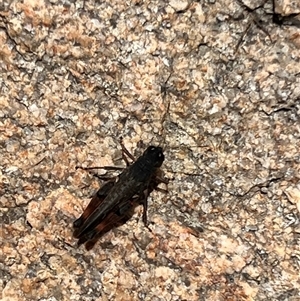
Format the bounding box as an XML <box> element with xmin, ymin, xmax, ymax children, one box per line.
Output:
<box><xmin>1</xmin><ymin>0</ymin><xmax>299</xmax><ymax>300</ymax></box>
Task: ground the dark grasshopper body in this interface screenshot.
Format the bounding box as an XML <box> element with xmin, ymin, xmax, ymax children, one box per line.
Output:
<box><xmin>73</xmin><ymin>146</ymin><xmax>165</xmax><ymax>250</ymax></box>
<box><xmin>74</xmin><ymin>181</ymin><xmax>141</xmax><ymax>250</ymax></box>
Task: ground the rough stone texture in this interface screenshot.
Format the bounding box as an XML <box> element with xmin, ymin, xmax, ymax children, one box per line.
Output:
<box><xmin>0</xmin><ymin>0</ymin><xmax>299</xmax><ymax>300</ymax></box>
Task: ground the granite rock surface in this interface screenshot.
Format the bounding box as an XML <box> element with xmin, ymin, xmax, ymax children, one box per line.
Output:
<box><xmin>1</xmin><ymin>0</ymin><xmax>300</xmax><ymax>300</ymax></box>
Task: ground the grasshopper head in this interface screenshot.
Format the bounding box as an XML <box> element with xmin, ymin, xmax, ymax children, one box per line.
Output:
<box><xmin>143</xmin><ymin>146</ymin><xmax>164</xmax><ymax>168</ymax></box>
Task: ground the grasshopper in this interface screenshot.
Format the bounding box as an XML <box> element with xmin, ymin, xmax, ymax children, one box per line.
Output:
<box><xmin>73</xmin><ymin>141</ymin><xmax>167</xmax><ymax>250</ymax></box>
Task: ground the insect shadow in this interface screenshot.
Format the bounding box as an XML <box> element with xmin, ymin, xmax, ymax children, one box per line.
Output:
<box><xmin>73</xmin><ymin>139</ymin><xmax>168</xmax><ymax>250</ymax></box>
